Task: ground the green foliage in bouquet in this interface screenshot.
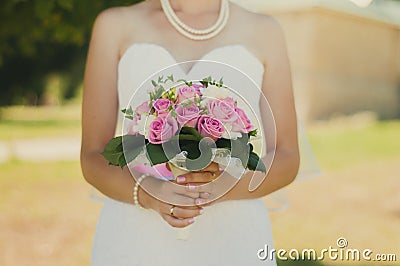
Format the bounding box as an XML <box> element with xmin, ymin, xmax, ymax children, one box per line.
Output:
<box><xmin>102</xmin><ymin>127</ymin><xmax>266</xmax><ymax>173</ymax></box>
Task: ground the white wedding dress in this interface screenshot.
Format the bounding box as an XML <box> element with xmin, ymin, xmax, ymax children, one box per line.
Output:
<box><xmin>90</xmin><ymin>43</ymin><xmax>277</xmax><ymax>266</ymax></box>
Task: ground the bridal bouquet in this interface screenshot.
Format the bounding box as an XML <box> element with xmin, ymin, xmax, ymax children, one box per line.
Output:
<box><xmin>102</xmin><ymin>75</ymin><xmax>266</xmax><ymax>178</ymax></box>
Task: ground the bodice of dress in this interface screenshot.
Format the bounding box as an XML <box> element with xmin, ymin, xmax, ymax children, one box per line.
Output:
<box><xmin>117</xmin><ymin>43</ymin><xmax>264</xmax><ymax>109</ymax></box>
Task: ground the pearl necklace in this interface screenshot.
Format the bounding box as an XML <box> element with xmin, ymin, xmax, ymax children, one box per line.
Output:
<box><xmin>160</xmin><ymin>0</ymin><xmax>230</xmax><ymax>41</ymax></box>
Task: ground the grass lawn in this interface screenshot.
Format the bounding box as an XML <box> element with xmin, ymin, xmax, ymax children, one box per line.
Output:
<box><xmin>0</xmin><ymin>105</ymin><xmax>399</xmax><ymax>265</ymax></box>
<box><xmin>0</xmin><ymin>160</ymin><xmax>101</xmax><ymax>266</ymax></box>
<box><xmin>0</xmin><ymin>105</ymin><xmax>81</xmax><ymax>140</ymax></box>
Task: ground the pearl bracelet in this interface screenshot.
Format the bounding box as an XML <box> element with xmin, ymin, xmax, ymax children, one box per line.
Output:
<box><xmin>133</xmin><ymin>174</ymin><xmax>152</xmax><ymax>208</ymax></box>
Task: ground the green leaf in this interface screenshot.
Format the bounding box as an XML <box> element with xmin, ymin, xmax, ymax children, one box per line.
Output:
<box><xmin>122</xmin><ymin>109</ymin><xmax>135</xmax><ymax>119</ymax></box>
<box><xmin>101</xmin><ymin>149</ymin><xmax>123</xmax><ymax>166</ymax></box>
<box><xmin>180</xmin><ymin>142</ymin><xmax>200</xmax><ymax>160</ymax></box>
<box><xmin>247</xmin><ymin>152</ymin><xmax>267</xmax><ymax>173</ymax></box>
<box><xmin>200</xmin><ymin>76</ymin><xmax>212</xmax><ymax>88</ymax></box>
<box><xmin>101</xmin><ymin>144</ymin><xmax>123</xmax><ymax>166</ymax></box>
<box><xmin>176</xmin><ymin>79</ymin><xmax>187</xmax><ymax>84</ymax></box>
<box><xmin>122</xmin><ymin>135</ymin><xmax>145</xmax><ymax>149</ymax></box>
<box><xmin>219</xmin><ymin>77</ymin><xmax>224</xmax><ymax>86</ymax></box>
<box><xmin>120</xmin><ymin>147</ymin><xmax>141</xmax><ymax>168</ymax></box>
<box><xmin>248</xmin><ymin>129</ymin><xmax>258</xmax><ymax>137</ymax></box>
<box><xmin>177</xmin><ymin>79</ymin><xmax>192</xmax><ymax>86</ymax></box>
<box><xmin>101</xmin><ymin>140</ymin><xmax>123</xmax><ymax>166</ymax></box>
<box><xmin>118</xmin><ymin>153</ymin><xmax>127</xmax><ymax>168</ymax></box>
<box><xmin>120</xmin><ymin>135</ymin><xmax>146</xmax><ymax>166</ymax></box>
<box><xmin>103</xmin><ymin>136</ymin><xmax>123</xmax><ymax>152</ymax></box>
<box><xmin>145</xmin><ymin>143</ymin><xmax>170</xmax><ymax>165</ymax></box>
<box><xmin>230</xmin><ymin>137</ymin><xmax>249</xmax><ymax>158</ymax></box>
<box><xmin>185</xmin><ymin>143</ymin><xmax>213</xmax><ymax>171</ymax></box>
<box><xmin>180</xmin><ymin>127</ymin><xmax>203</xmax><ymax>140</ymax></box>
<box><xmin>169</xmin><ymin>134</ymin><xmax>199</xmax><ymax>141</ymax></box>
<box><xmin>216</xmin><ymin>138</ymin><xmax>231</xmax><ymax>149</ymax></box>
<box><xmin>153</xmin><ymin>87</ymin><xmax>165</xmax><ymax>99</ymax></box>
<box><xmin>128</xmin><ymin>106</ymin><xmax>134</xmax><ymax>115</ymax></box>
<box><xmin>151</xmin><ymin>80</ymin><xmax>158</xmax><ymax>87</ymax></box>
<box><xmin>101</xmin><ymin>135</ymin><xmax>146</xmax><ymax>168</ymax></box>
<box><xmin>216</xmin><ymin>136</ymin><xmax>251</xmax><ymax>168</ymax></box>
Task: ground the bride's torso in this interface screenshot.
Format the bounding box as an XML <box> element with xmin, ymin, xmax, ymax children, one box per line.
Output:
<box><xmin>90</xmin><ymin>5</ymin><xmax>279</xmax><ymax>265</ymax></box>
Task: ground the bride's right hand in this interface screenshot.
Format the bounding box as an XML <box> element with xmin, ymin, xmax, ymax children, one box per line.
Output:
<box><xmin>137</xmin><ymin>176</ymin><xmax>209</xmax><ymax>228</ymax></box>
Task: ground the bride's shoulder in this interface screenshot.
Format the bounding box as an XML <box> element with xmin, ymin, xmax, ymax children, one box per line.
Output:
<box><xmin>231</xmin><ymin>3</ymin><xmax>282</xmax><ymax>32</ymax></box>
<box><xmin>230</xmin><ymin>3</ymin><xmax>287</xmax><ymax>62</ymax></box>
<box><xmin>93</xmin><ymin>2</ymin><xmax>147</xmax><ymax>28</ymax></box>
<box><xmin>90</xmin><ymin>2</ymin><xmax>149</xmax><ymax>47</ymax></box>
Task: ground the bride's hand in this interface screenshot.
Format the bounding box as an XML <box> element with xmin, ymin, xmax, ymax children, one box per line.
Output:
<box><xmin>138</xmin><ymin>176</ymin><xmax>209</xmax><ymax>228</ymax></box>
<box><xmin>173</xmin><ymin>162</ymin><xmax>221</xmax><ymax>207</ymax></box>
<box><xmin>176</xmin><ymin>162</ymin><xmax>221</xmax><ymax>184</ymax></box>
<box><xmin>175</xmin><ymin>163</ymin><xmax>242</xmax><ymax>206</ymax></box>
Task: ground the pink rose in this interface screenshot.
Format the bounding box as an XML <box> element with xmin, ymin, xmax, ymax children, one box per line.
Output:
<box><xmin>153</xmin><ymin>99</ymin><xmax>172</xmax><ymax>117</ymax></box>
<box><xmin>148</xmin><ymin>115</ymin><xmax>178</xmax><ymax>144</ymax></box>
<box><xmin>175</xmin><ymin>103</ymin><xmax>201</xmax><ymax>127</ymax></box>
<box><xmin>177</xmin><ymin>85</ymin><xmax>202</xmax><ymax>103</ymax></box>
<box><xmin>197</xmin><ymin>115</ymin><xmax>224</xmax><ymax>141</ymax></box>
<box><xmin>224</xmin><ymin>97</ymin><xmax>237</xmax><ymax>107</ymax></box>
<box><xmin>231</xmin><ymin>108</ymin><xmax>253</xmax><ymax>133</ymax></box>
<box><xmin>207</xmin><ymin>98</ymin><xmax>237</xmax><ymax>123</ymax></box>
<box><xmin>192</xmin><ymin>83</ymin><xmax>204</xmax><ymax>90</ymax></box>
<box><xmin>135</xmin><ymin>101</ymin><xmax>151</xmax><ymax>115</ymax></box>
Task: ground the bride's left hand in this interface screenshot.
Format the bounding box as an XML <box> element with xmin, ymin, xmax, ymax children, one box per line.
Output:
<box><xmin>173</xmin><ymin>162</ymin><xmax>222</xmax><ymax>206</ymax></box>
<box><xmin>176</xmin><ymin>163</ymin><xmax>243</xmax><ymax>206</ymax></box>
<box><xmin>176</xmin><ymin>162</ymin><xmax>221</xmax><ymax>184</ymax></box>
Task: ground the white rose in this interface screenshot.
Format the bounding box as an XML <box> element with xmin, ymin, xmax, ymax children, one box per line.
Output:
<box><xmin>201</xmin><ymin>85</ymin><xmax>230</xmax><ymax>100</ymax></box>
<box><xmin>134</xmin><ymin>114</ymin><xmax>156</xmax><ymax>136</ymax></box>
<box><xmin>221</xmin><ymin>123</ymin><xmax>242</xmax><ymax>140</ymax></box>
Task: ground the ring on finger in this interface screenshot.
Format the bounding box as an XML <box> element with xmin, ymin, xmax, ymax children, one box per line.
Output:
<box><xmin>169</xmin><ymin>205</ymin><xmax>176</xmax><ymax>217</ymax></box>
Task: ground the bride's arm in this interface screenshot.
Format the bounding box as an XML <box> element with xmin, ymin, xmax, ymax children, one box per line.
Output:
<box><xmin>81</xmin><ymin>9</ymin><xmax>203</xmax><ymax>227</ymax></box>
<box><xmin>81</xmin><ymin>9</ymin><xmax>134</xmax><ymax>204</ymax></box>
<box><xmin>221</xmin><ymin>17</ymin><xmax>300</xmax><ymax>200</ymax></box>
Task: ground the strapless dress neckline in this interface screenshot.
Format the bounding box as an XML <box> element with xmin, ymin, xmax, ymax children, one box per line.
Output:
<box><xmin>118</xmin><ymin>42</ymin><xmax>265</xmax><ymax>76</ymax></box>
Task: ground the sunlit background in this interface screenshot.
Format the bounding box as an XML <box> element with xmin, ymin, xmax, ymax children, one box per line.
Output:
<box><xmin>0</xmin><ymin>0</ymin><xmax>399</xmax><ymax>265</ymax></box>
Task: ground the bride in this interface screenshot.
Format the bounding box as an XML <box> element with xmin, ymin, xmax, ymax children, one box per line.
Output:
<box><xmin>81</xmin><ymin>0</ymin><xmax>299</xmax><ymax>265</ymax></box>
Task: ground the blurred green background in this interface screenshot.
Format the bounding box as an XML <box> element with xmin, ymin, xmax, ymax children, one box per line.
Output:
<box><xmin>0</xmin><ymin>0</ymin><xmax>143</xmax><ymax>107</ymax></box>
<box><xmin>0</xmin><ymin>0</ymin><xmax>399</xmax><ymax>265</ymax></box>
